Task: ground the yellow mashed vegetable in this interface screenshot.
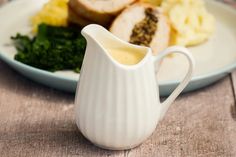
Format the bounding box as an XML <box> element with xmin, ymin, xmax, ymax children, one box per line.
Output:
<box><xmin>142</xmin><ymin>0</ymin><xmax>215</xmax><ymax>46</ymax></box>
<box><xmin>31</xmin><ymin>0</ymin><xmax>69</xmax><ymax>32</ymax></box>
<box><xmin>162</xmin><ymin>0</ymin><xmax>215</xmax><ymax>46</ymax></box>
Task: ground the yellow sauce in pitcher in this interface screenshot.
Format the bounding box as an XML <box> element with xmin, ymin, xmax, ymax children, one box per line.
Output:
<box><xmin>107</xmin><ymin>49</ymin><xmax>145</xmax><ymax>65</ymax></box>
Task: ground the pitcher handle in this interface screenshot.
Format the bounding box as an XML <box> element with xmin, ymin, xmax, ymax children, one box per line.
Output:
<box><xmin>153</xmin><ymin>46</ymin><xmax>195</xmax><ymax>120</ymax></box>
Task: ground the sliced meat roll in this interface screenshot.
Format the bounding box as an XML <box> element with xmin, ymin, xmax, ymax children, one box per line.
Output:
<box><xmin>68</xmin><ymin>5</ymin><xmax>95</xmax><ymax>27</ymax></box>
<box><xmin>110</xmin><ymin>3</ymin><xmax>170</xmax><ymax>55</ymax></box>
<box><xmin>68</xmin><ymin>0</ymin><xmax>137</xmax><ymax>27</ymax></box>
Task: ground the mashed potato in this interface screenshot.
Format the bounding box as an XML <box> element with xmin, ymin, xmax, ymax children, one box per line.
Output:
<box><xmin>31</xmin><ymin>0</ymin><xmax>69</xmax><ymax>32</ymax></box>
<box><xmin>161</xmin><ymin>0</ymin><xmax>215</xmax><ymax>46</ymax></box>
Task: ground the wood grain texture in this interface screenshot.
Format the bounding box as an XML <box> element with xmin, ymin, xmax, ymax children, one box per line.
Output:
<box><xmin>0</xmin><ymin>59</ymin><xmax>236</xmax><ymax>157</ymax></box>
<box><xmin>0</xmin><ymin>61</ymin><xmax>124</xmax><ymax>157</ymax></box>
<box><xmin>128</xmin><ymin>76</ymin><xmax>236</xmax><ymax>157</ymax></box>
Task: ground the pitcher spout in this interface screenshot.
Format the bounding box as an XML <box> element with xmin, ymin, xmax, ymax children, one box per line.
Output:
<box><xmin>81</xmin><ymin>24</ymin><xmax>151</xmax><ymax>67</ymax></box>
<box><xmin>81</xmin><ymin>24</ymin><xmax>117</xmax><ymax>49</ymax></box>
<box><xmin>81</xmin><ymin>24</ymin><xmax>106</xmax><ymax>42</ymax></box>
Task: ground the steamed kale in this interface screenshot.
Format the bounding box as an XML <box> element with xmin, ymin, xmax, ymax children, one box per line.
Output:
<box><xmin>11</xmin><ymin>23</ymin><xmax>86</xmax><ymax>73</ymax></box>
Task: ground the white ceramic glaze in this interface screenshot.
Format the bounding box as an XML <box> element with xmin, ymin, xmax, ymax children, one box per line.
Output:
<box><xmin>74</xmin><ymin>24</ymin><xmax>195</xmax><ymax>150</ymax></box>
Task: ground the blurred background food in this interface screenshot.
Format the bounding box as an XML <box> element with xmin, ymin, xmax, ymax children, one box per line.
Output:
<box><xmin>68</xmin><ymin>0</ymin><xmax>137</xmax><ymax>27</ymax></box>
<box><xmin>161</xmin><ymin>0</ymin><xmax>215</xmax><ymax>46</ymax></box>
<box><xmin>11</xmin><ymin>24</ymin><xmax>86</xmax><ymax>72</ymax></box>
<box><xmin>13</xmin><ymin>0</ymin><xmax>216</xmax><ymax>72</ymax></box>
<box><xmin>31</xmin><ymin>0</ymin><xmax>215</xmax><ymax>47</ymax></box>
<box><xmin>110</xmin><ymin>3</ymin><xmax>170</xmax><ymax>55</ymax></box>
<box><xmin>31</xmin><ymin>0</ymin><xmax>69</xmax><ymax>32</ymax></box>
<box><xmin>140</xmin><ymin>0</ymin><xmax>215</xmax><ymax>46</ymax></box>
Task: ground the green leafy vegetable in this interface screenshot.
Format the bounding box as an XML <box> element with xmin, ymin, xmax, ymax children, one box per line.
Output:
<box><xmin>11</xmin><ymin>23</ymin><xmax>86</xmax><ymax>73</ymax></box>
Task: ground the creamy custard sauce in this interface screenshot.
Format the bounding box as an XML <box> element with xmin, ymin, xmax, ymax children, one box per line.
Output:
<box><xmin>107</xmin><ymin>49</ymin><xmax>145</xmax><ymax>65</ymax></box>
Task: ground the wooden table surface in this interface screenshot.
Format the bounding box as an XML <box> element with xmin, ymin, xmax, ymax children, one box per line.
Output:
<box><xmin>1</xmin><ymin>1</ymin><xmax>236</xmax><ymax>157</ymax></box>
<box><xmin>1</xmin><ymin>61</ymin><xmax>236</xmax><ymax>157</ymax></box>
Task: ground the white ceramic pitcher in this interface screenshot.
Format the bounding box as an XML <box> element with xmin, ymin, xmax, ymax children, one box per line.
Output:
<box><xmin>75</xmin><ymin>24</ymin><xmax>195</xmax><ymax>150</ymax></box>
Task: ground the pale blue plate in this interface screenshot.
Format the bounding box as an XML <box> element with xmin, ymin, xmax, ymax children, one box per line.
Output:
<box><xmin>0</xmin><ymin>0</ymin><xmax>236</xmax><ymax>96</ymax></box>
